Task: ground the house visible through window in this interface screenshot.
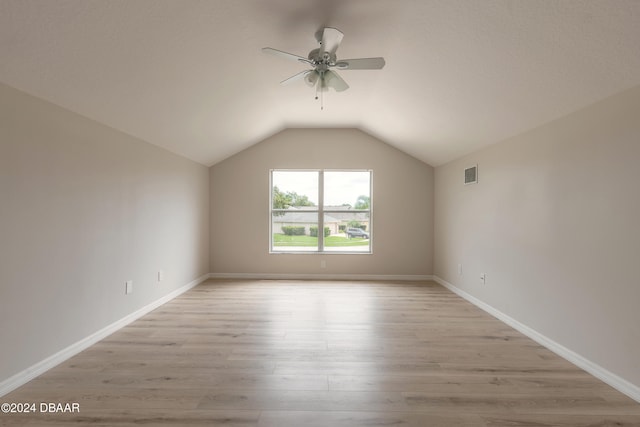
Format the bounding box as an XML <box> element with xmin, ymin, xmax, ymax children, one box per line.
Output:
<box><xmin>270</xmin><ymin>170</ymin><xmax>372</xmax><ymax>253</ymax></box>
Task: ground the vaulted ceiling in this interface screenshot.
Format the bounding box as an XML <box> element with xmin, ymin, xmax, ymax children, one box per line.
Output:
<box><xmin>2</xmin><ymin>0</ymin><xmax>640</xmax><ymax>166</ymax></box>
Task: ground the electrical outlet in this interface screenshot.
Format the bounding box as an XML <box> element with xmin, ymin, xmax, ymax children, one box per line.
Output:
<box><xmin>158</xmin><ymin>270</ymin><xmax>164</xmax><ymax>282</ymax></box>
<box><xmin>480</xmin><ymin>273</ymin><xmax>486</xmax><ymax>285</ymax></box>
<box><xmin>320</xmin><ymin>260</ymin><xmax>326</xmax><ymax>269</ymax></box>
<box><xmin>125</xmin><ymin>280</ymin><xmax>133</xmax><ymax>294</ymax></box>
<box><xmin>458</xmin><ymin>264</ymin><xmax>463</xmax><ymax>276</ymax></box>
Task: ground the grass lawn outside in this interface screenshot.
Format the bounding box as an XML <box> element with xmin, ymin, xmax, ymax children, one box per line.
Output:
<box><xmin>273</xmin><ymin>234</ymin><xmax>369</xmax><ymax>247</ymax></box>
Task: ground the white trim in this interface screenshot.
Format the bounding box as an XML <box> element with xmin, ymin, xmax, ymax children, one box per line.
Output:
<box><xmin>432</xmin><ymin>275</ymin><xmax>640</xmax><ymax>403</ymax></box>
<box><xmin>0</xmin><ymin>274</ymin><xmax>209</xmax><ymax>398</ymax></box>
<box><xmin>210</xmin><ymin>272</ymin><xmax>433</xmax><ymax>281</ymax></box>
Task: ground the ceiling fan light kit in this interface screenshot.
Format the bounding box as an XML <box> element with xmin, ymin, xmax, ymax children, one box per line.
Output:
<box><xmin>262</xmin><ymin>27</ymin><xmax>386</xmax><ymax>108</ymax></box>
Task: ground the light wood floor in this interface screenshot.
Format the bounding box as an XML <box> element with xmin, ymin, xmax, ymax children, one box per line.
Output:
<box><xmin>2</xmin><ymin>279</ymin><xmax>640</xmax><ymax>426</ymax></box>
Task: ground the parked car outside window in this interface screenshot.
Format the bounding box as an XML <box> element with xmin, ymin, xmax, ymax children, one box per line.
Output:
<box><xmin>346</xmin><ymin>228</ymin><xmax>369</xmax><ymax>239</ymax></box>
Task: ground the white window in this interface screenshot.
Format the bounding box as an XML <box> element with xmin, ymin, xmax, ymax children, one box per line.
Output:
<box><xmin>270</xmin><ymin>170</ymin><xmax>372</xmax><ymax>254</ymax></box>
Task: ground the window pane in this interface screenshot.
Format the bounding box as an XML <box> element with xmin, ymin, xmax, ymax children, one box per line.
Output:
<box><xmin>324</xmin><ymin>171</ymin><xmax>370</xmax><ymax>209</ymax></box>
<box><xmin>324</xmin><ymin>211</ymin><xmax>370</xmax><ymax>253</ymax></box>
<box><xmin>270</xmin><ymin>170</ymin><xmax>371</xmax><ymax>254</ymax></box>
<box><xmin>271</xmin><ymin>211</ymin><xmax>318</xmax><ymax>252</ymax></box>
<box><xmin>272</xmin><ymin>171</ymin><xmax>318</xmax><ymax>209</ymax></box>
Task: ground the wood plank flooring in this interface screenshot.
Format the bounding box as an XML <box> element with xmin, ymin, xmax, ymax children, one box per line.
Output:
<box><xmin>2</xmin><ymin>279</ymin><xmax>639</xmax><ymax>426</ymax></box>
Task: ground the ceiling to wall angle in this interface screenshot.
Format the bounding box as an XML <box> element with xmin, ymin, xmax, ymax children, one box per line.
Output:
<box><xmin>1</xmin><ymin>0</ymin><xmax>640</xmax><ymax>166</ymax></box>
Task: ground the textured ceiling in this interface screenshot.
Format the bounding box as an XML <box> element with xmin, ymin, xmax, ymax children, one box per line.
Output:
<box><xmin>2</xmin><ymin>0</ymin><xmax>640</xmax><ymax>166</ymax></box>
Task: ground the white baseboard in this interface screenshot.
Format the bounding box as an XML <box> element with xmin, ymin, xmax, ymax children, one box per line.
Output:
<box><xmin>0</xmin><ymin>273</ymin><xmax>209</xmax><ymax>398</ymax></box>
<box><xmin>432</xmin><ymin>275</ymin><xmax>640</xmax><ymax>403</ymax></box>
<box><xmin>209</xmin><ymin>272</ymin><xmax>434</xmax><ymax>281</ymax></box>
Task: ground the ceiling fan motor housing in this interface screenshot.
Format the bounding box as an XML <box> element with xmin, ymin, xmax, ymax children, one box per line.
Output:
<box><xmin>308</xmin><ymin>48</ymin><xmax>336</xmax><ymax>68</ymax></box>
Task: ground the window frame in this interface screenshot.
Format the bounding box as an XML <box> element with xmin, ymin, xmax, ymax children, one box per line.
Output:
<box><xmin>269</xmin><ymin>169</ymin><xmax>373</xmax><ymax>254</ymax></box>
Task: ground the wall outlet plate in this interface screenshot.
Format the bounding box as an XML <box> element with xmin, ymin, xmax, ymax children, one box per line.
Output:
<box><xmin>125</xmin><ymin>280</ymin><xmax>133</xmax><ymax>294</ymax></box>
<box><xmin>158</xmin><ymin>270</ymin><xmax>164</xmax><ymax>282</ymax></box>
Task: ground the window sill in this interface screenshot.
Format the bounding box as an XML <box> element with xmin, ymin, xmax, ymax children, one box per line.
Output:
<box><xmin>269</xmin><ymin>250</ymin><xmax>372</xmax><ymax>255</ymax></box>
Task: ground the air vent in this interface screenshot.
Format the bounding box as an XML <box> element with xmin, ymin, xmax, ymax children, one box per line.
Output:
<box><xmin>464</xmin><ymin>165</ymin><xmax>478</xmax><ymax>185</ymax></box>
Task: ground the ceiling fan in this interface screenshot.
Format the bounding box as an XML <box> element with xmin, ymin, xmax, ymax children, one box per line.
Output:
<box><xmin>262</xmin><ymin>27</ymin><xmax>385</xmax><ymax>106</ymax></box>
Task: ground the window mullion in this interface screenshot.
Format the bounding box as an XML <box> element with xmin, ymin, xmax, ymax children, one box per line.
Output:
<box><xmin>318</xmin><ymin>170</ymin><xmax>324</xmax><ymax>252</ymax></box>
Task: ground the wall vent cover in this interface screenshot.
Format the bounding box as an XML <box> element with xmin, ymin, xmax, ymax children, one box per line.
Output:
<box><xmin>464</xmin><ymin>165</ymin><xmax>478</xmax><ymax>185</ymax></box>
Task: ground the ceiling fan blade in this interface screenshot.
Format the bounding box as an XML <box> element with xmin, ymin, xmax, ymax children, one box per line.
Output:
<box><xmin>262</xmin><ymin>47</ymin><xmax>313</xmax><ymax>65</ymax></box>
<box><xmin>323</xmin><ymin>70</ymin><xmax>349</xmax><ymax>92</ymax></box>
<box><xmin>280</xmin><ymin>70</ymin><xmax>312</xmax><ymax>86</ymax></box>
<box><xmin>320</xmin><ymin>27</ymin><xmax>344</xmax><ymax>56</ymax></box>
<box><xmin>335</xmin><ymin>57</ymin><xmax>386</xmax><ymax>70</ymax></box>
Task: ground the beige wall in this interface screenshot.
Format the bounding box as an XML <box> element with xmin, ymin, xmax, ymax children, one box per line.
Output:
<box><xmin>434</xmin><ymin>85</ymin><xmax>640</xmax><ymax>388</ymax></box>
<box><xmin>7</xmin><ymin>70</ymin><xmax>638</xmax><ymax>398</ymax></box>
<box><xmin>0</xmin><ymin>83</ymin><xmax>210</xmax><ymax>383</ymax></box>
<box><xmin>210</xmin><ymin>128</ymin><xmax>434</xmax><ymax>277</ymax></box>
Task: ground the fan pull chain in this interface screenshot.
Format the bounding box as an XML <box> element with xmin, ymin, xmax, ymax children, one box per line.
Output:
<box><xmin>314</xmin><ymin>80</ymin><xmax>324</xmax><ymax>110</ymax></box>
